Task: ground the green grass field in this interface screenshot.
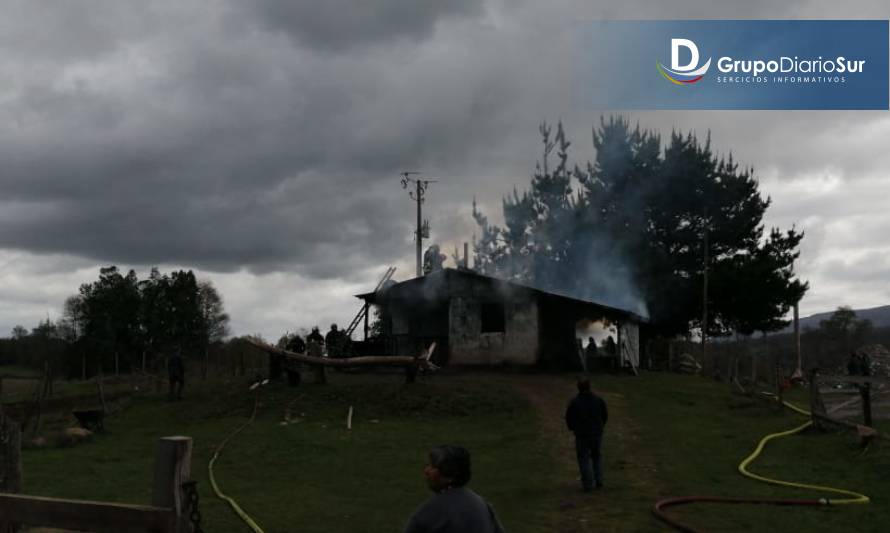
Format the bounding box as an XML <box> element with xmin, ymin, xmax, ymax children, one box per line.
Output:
<box><xmin>12</xmin><ymin>370</ymin><xmax>890</xmax><ymax>532</ymax></box>
<box><xmin>19</xmin><ymin>372</ymin><xmax>555</xmax><ymax>532</ymax></box>
<box><xmin>612</xmin><ymin>375</ymin><xmax>889</xmax><ymax>533</ymax></box>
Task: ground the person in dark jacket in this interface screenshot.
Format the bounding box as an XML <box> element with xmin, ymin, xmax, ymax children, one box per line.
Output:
<box><xmin>167</xmin><ymin>348</ymin><xmax>185</xmax><ymax>400</ymax></box>
<box><xmin>325</xmin><ymin>324</ymin><xmax>341</xmax><ymax>358</ymax></box>
<box><xmin>565</xmin><ymin>378</ymin><xmax>608</xmax><ymax>491</ymax></box>
<box><xmin>847</xmin><ymin>352</ymin><xmax>863</xmax><ymax>376</ymax></box>
<box><xmin>404</xmin><ymin>445</ymin><xmax>505</xmax><ymax>533</ymax></box>
<box><xmin>284</xmin><ymin>334</ymin><xmax>306</xmax><ymax>386</ymax></box>
<box><xmin>286</xmin><ymin>334</ymin><xmax>306</xmax><ymax>354</ymax></box>
<box><xmin>307</xmin><ymin>327</ymin><xmax>324</xmax><ymax>347</ymax></box>
<box><xmin>584</xmin><ymin>337</ymin><xmax>598</xmax><ymax>371</ymax></box>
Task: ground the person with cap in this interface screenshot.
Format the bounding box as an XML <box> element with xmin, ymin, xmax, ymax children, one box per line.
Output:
<box><xmin>404</xmin><ymin>445</ymin><xmax>505</xmax><ymax>533</ymax></box>
<box><xmin>565</xmin><ymin>378</ymin><xmax>608</xmax><ymax>491</ymax></box>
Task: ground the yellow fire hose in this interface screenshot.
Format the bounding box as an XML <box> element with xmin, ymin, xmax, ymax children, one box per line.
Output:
<box><xmin>207</xmin><ymin>387</ymin><xmax>267</xmax><ymax>533</ymax></box>
<box><xmin>654</xmin><ymin>392</ymin><xmax>871</xmax><ymax>532</ymax></box>
<box><xmin>737</xmin><ymin>396</ymin><xmax>870</xmax><ymax>505</ymax></box>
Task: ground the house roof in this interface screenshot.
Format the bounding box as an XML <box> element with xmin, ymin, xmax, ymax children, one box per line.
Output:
<box><xmin>356</xmin><ymin>267</ymin><xmax>648</xmax><ymax>323</ymax></box>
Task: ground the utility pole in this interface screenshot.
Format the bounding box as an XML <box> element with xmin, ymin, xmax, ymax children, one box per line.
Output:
<box><xmin>702</xmin><ymin>207</ymin><xmax>709</xmax><ymax>363</ymax></box>
<box><xmin>794</xmin><ymin>302</ymin><xmax>802</xmax><ymax>376</ymax></box>
<box><xmin>401</xmin><ymin>172</ymin><xmax>436</xmax><ymax>277</ymax></box>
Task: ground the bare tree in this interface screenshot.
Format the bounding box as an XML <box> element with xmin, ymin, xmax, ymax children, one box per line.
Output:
<box><xmin>198</xmin><ymin>280</ymin><xmax>230</xmax><ymax>377</ymax></box>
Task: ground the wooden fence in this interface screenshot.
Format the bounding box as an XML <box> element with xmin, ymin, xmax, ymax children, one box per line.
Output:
<box><xmin>0</xmin><ymin>418</ymin><xmax>194</xmax><ymax>533</ymax></box>
<box><xmin>808</xmin><ymin>372</ymin><xmax>888</xmax><ymax>433</ymax></box>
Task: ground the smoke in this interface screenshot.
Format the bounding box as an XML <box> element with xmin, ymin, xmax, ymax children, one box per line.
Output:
<box><xmin>565</xmin><ymin>235</ymin><xmax>650</xmax><ymax>319</ymax></box>
<box><xmin>471</xmin><ymin>118</ymin><xmax>654</xmax><ymax>320</ymax></box>
<box><xmin>521</xmin><ymin>232</ymin><xmax>651</xmax><ymax>319</ymax></box>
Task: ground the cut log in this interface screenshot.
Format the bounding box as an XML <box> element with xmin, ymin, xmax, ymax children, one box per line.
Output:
<box><xmin>247</xmin><ymin>339</ymin><xmax>437</xmax><ymax>371</ymax></box>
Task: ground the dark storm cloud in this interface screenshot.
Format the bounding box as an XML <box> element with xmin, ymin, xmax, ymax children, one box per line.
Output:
<box><xmin>0</xmin><ymin>0</ymin><xmax>521</xmax><ymax>282</ymax></box>
<box><xmin>238</xmin><ymin>0</ymin><xmax>485</xmax><ymax>52</ymax></box>
<box><xmin>0</xmin><ymin>0</ymin><xmax>888</xmax><ymax>329</ymax></box>
<box><xmin>0</xmin><ymin>1</ymin><xmax>153</xmax><ymax>62</ymax></box>
<box><xmin>0</xmin><ymin>170</ymin><xmax>409</xmax><ymax>278</ymax></box>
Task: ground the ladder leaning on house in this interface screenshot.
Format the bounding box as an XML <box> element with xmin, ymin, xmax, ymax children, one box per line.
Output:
<box><xmin>345</xmin><ymin>266</ymin><xmax>396</xmax><ymax>338</ymax></box>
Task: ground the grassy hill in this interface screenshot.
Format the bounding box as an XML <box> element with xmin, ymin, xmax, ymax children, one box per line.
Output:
<box><xmin>11</xmin><ymin>370</ymin><xmax>889</xmax><ymax>532</ymax></box>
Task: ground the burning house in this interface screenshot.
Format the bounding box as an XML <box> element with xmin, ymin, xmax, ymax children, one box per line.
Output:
<box><xmin>356</xmin><ymin>268</ymin><xmax>646</xmax><ymax>370</ymax></box>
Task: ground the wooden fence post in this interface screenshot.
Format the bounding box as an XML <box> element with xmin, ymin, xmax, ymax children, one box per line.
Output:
<box><xmin>808</xmin><ymin>369</ymin><xmax>828</xmax><ymax>431</ymax></box>
<box><xmin>1</xmin><ymin>413</ymin><xmax>22</xmax><ymax>533</ymax></box>
<box><xmin>152</xmin><ymin>436</ymin><xmax>192</xmax><ymax>533</ymax></box>
<box><xmin>775</xmin><ymin>364</ymin><xmax>784</xmax><ymax>410</ymax></box>
<box><xmin>667</xmin><ymin>342</ymin><xmax>673</xmax><ymax>372</ymax></box>
<box><xmin>750</xmin><ymin>351</ymin><xmax>757</xmax><ymax>386</ymax></box>
<box><xmin>97</xmin><ymin>371</ymin><xmax>108</xmax><ymax>415</ymax></box>
<box><xmin>30</xmin><ymin>367</ymin><xmax>49</xmax><ymax>440</ymax></box>
<box><xmin>860</xmin><ymin>383</ymin><xmax>873</xmax><ymax>428</ymax></box>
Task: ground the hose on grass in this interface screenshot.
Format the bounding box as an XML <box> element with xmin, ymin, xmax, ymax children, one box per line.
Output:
<box><xmin>737</xmin><ymin>417</ymin><xmax>869</xmax><ymax>505</ymax></box>
<box><xmin>207</xmin><ymin>386</ymin><xmax>266</xmax><ymax>533</ymax></box>
<box><xmin>652</xmin><ymin>394</ymin><xmax>870</xmax><ymax>532</ymax></box>
<box><xmin>653</xmin><ymin>495</ymin><xmax>828</xmax><ymax>533</ymax></box>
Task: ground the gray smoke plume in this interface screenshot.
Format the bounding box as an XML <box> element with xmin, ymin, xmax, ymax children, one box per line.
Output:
<box><xmin>472</xmin><ymin>119</ymin><xmax>651</xmax><ymax>319</ymax></box>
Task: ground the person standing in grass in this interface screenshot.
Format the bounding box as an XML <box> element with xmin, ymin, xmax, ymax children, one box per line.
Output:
<box><xmin>584</xmin><ymin>337</ymin><xmax>598</xmax><ymax>371</ymax></box>
<box><xmin>565</xmin><ymin>378</ymin><xmax>608</xmax><ymax>491</ymax></box>
<box><xmin>167</xmin><ymin>348</ymin><xmax>185</xmax><ymax>400</ymax></box>
<box><xmin>404</xmin><ymin>445</ymin><xmax>505</xmax><ymax>533</ymax></box>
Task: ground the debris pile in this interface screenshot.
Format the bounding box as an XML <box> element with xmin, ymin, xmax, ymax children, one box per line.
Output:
<box><xmin>676</xmin><ymin>353</ymin><xmax>702</xmax><ymax>375</ymax></box>
<box><xmin>858</xmin><ymin>344</ymin><xmax>890</xmax><ymax>376</ymax></box>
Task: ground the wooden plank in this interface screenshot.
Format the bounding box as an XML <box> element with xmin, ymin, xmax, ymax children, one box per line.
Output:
<box><xmin>0</xmin><ymin>493</ymin><xmax>174</xmax><ymax>533</ymax></box>
<box><xmin>826</xmin><ymin>407</ymin><xmax>861</xmax><ymax>418</ymax></box>
<box><xmin>820</xmin><ymin>385</ymin><xmax>863</xmax><ymax>392</ymax></box>
<box><xmin>817</xmin><ymin>375</ymin><xmax>889</xmax><ymax>385</ymax></box>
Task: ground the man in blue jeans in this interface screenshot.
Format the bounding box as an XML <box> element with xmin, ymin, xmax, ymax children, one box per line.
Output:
<box><xmin>565</xmin><ymin>378</ymin><xmax>608</xmax><ymax>491</ymax></box>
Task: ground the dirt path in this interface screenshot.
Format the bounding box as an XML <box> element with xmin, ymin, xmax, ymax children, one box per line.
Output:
<box><xmin>508</xmin><ymin>375</ymin><xmax>666</xmax><ymax>532</ymax></box>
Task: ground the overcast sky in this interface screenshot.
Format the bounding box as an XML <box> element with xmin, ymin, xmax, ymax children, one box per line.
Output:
<box><xmin>2</xmin><ymin>1</ymin><xmax>889</xmax><ymax>341</ymax></box>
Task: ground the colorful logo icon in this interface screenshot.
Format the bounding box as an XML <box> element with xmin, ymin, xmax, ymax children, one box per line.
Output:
<box><xmin>658</xmin><ymin>38</ymin><xmax>711</xmax><ymax>85</ymax></box>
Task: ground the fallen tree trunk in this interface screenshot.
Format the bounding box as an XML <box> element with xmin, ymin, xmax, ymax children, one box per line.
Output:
<box><xmin>246</xmin><ymin>339</ymin><xmax>437</xmax><ymax>371</ymax></box>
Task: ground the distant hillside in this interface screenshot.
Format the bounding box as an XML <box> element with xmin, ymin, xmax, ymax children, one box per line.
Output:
<box><xmin>779</xmin><ymin>304</ymin><xmax>890</xmax><ymax>334</ymax></box>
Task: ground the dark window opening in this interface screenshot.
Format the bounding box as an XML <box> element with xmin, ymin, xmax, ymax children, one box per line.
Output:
<box><xmin>480</xmin><ymin>302</ymin><xmax>506</xmax><ymax>333</ymax></box>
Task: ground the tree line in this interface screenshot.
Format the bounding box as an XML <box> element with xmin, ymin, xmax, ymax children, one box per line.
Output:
<box><xmin>1</xmin><ymin>266</ymin><xmax>230</xmax><ymax>379</ymax></box>
<box><xmin>698</xmin><ymin>306</ymin><xmax>885</xmax><ymax>379</ymax></box>
<box><xmin>801</xmin><ymin>306</ymin><xmax>875</xmax><ymax>370</ymax></box>
<box><xmin>472</xmin><ymin>117</ymin><xmax>807</xmax><ymax>339</ymax></box>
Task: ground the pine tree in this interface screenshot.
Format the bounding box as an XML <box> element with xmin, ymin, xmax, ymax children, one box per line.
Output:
<box><xmin>472</xmin><ymin>117</ymin><xmax>807</xmax><ymax>339</ymax></box>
